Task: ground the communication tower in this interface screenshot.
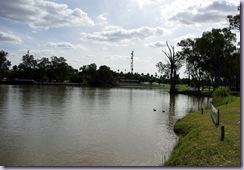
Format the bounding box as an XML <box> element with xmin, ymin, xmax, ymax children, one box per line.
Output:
<box><xmin>131</xmin><ymin>51</ymin><xmax>134</xmax><ymax>74</ymax></box>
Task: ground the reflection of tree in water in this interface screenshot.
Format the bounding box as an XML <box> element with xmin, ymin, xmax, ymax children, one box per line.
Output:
<box><xmin>0</xmin><ymin>85</ymin><xmax>9</xmax><ymax>118</ymax></box>
<box><xmin>185</xmin><ymin>96</ymin><xmax>211</xmax><ymax>113</ymax></box>
<box><xmin>167</xmin><ymin>94</ymin><xmax>175</xmax><ymax>130</ymax></box>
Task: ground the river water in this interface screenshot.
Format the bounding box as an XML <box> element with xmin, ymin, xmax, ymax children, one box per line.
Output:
<box><xmin>0</xmin><ymin>85</ymin><xmax>211</xmax><ymax>166</ymax></box>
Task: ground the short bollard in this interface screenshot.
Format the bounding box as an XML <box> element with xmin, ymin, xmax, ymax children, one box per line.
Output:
<box><xmin>221</xmin><ymin>126</ymin><xmax>225</xmax><ymax>141</ymax></box>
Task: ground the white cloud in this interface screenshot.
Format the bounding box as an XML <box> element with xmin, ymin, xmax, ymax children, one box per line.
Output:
<box><xmin>80</xmin><ymin>26</ymin><xmax>166</xmax><ymax>46</ymax></box>
<box><xmin>0</xmin><ymin>31</ymin><xmax>22</xmax><ymax>43</ymax></box>
<box><xmin>46</xmin><ymin>42</ymin><xmax>87</xmax><ymax>50</ymax></box>
<box><xmin>160</xmin><ymin>0</ymin><xmax>238</xmax><ymax>28</ymax></box>
<box><xmin>0</xmin><ymin>0</ymin><xmax>94</xmax><ymax>29</ymax></box>
<box><xmin>96</xmin><ymin>13</ymin><xmax>108</xmax><ymax>25</ymax></box>
<box><xmin>104</xmin><ymin>54</ymin><xmax>130</xmax><ymax>60</ymax></box>
<box><xmin>134</xmin><ymin>0</ymin><xmax>163</xmax><ymax>8</ymax></box>
<box><xmin>146</xmin><ymin>41</ymin><xmax>166</xmax><ymax>48</ymax></box>
<box><xmin>18</xmin><ymin>49</ymin><xmax>55</xmax><ymax>57</ymax></box>
<box><xmin>173</xmin><ymin>33</ymin><xmax>197</xmax><ymax>42</ymax></box>
<box><xmin>85</xmin><ymin>55</ymin><xmax>96</xmax><ymax>58</ymax></box>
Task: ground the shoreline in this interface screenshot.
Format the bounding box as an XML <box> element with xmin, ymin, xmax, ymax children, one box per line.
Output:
<box><xmin>164</xmin><ymin>96</ymin><xmax>240</xmax><ymax>166</ymax></box>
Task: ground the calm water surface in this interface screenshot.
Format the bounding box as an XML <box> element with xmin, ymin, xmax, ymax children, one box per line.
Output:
<box><xmin>0</xmin><ymin>85</ymin><xmax>211</xmax><ymax>166</ymax></box>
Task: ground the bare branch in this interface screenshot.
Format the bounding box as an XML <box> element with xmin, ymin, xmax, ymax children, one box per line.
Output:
<box><xmin>166</xmin><ymin>41</ymin><xmax>173</xmax><ymax>60</ymax></box>
<box><xmin>161</xmin><ymin>50</ymin><xmax>170</xmax><ymax>60</ymax></box>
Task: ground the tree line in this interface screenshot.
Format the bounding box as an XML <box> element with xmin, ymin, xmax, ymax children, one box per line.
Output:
<box><xmin>0</xmin><ymin>50</ymin><xmax>178</xmax><ymax>86</ymax></box>
<box><xmin>156</xmin><ymin>5</ymin><xmax>240</xmax><ymax>93</ymax></box>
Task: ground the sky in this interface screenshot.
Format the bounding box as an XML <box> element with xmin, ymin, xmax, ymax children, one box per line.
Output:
<box><xmin>0</xmin><ymin>0</ymin><xmax>240</xmax><ymax>78</ymax></box>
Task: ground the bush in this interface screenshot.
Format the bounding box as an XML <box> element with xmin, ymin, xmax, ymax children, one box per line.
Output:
<box><xmin>213</xmin><ymin>87</ymin><xmax>230</xmax><ymax>98</ymax></box>
<box><xmin>212</xmin><ymin>87</ymin><xmax>234</xmax><ymax>106</ymax></box>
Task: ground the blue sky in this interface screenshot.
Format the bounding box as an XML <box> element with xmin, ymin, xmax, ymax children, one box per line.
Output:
<box><xmin>0</xmin><ymin>0</ymin><xmax>240</xmax><ymax>77</ymax></box>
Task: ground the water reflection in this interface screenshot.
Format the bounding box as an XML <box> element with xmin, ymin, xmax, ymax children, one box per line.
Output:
<box><xmin>166</xmin><ymin>94</ymin><xmax>174</xmax><ymax>130</ymax></box>
<box><xmin>0</xmin><ymin>85</ymin><xmax>211</xmax><ymax>166</ymax></box>
<box><xmin>0</xmin><ymin>85</ymin><xmax>8</xmax><ymax>116</ymax></box>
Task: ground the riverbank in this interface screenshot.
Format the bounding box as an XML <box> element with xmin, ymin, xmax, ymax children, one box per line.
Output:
<box><xmin>164</xmin><ymin>96</ymin><xmax>240</xmax><ymax>166</ymax></box>
<box><xmin>0</xmin><ymin>79</ymin><xmax>82</xmax><ymax>86</ymax></box>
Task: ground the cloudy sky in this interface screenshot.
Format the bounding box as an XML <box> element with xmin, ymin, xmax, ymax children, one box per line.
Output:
<box><xmin>0</xmin><ymin>0</ymin><xmax>240</xmax><ymax>77</ymax></box>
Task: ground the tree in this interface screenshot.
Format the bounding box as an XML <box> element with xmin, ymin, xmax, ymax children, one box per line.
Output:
<box><xmin>49</xmin><ymin>56</ymin><xmax>70</xmax><ymax>82</ymax></box>
<box><xmin>178</xmin><ymin>28</ymin><xmax>238</xmax><ymax>91</ymax></box>
<box><xmin>37</xmin><ymin>57</ymin><xmax>51</xmax><ymax>81</ymax></box>
<box><xmin>160</xmin><ymin>41</ymin><xmax>184</xmax><ymax>94</ymax></box>
<box><xmin>156</xmin><ymin>61</ymin><xmax>170</xmax><ymax>79</ymax></box>
<box><xmin>227</xmin><ymin>5</ymin><xmax>240</xmax><ymax>31</ymax></box>
<box><xmin>178</xmin><ymin>38</ymin><xmax>206</xmax><ymax>91</ymax></box>
<box><xmin>8</xmin><ymin>65</ymin><xmax>19</xmax><ymax>79</ymax></box>
<box><xmin>0</xmin><ymin>50</ymin><xmax>11</xmax><ymax>80</ymax></box>
<box><xmin>18</xmin><ymin>51</ymin><xmax>37</xmax><ymax>79</ymax></box>
<box><xmin>80</xmin><ymin>63</ymin><xmax>97</xmax><ymax>85</ymax></box>
<box><xmin>222</xmin><ymin>51</ymin><xmax>240</xmax><ymax>91</ymax></box>
<box><xmin>96</xmin><ymin>65</ymin><xmax>113</xmax><ymax>85</ymax></box>
<box><xmin>197</xmin><ymin>28</ymin><xmax>236</xmax><ymax>88</ymax></box>
<box><xmin>18</xmin><ymin>51</ymin><xmax>37</xmax><ymax>70</ymax></box>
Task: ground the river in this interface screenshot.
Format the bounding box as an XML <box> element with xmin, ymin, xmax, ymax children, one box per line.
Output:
<box><xmin>0</xmin><ymin>85</ymin><xmax>211</xmax><ymax>166</ymax></box>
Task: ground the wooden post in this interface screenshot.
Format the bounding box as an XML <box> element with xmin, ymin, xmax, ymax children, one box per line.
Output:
<box><xmin>201</xmin><ymin>108</ymin><xmax>203</xmax><ymax>114</ymax></box>
<box><xmin>221</xmin><ymin>126</ymin><xmax>225</xmax><ymax>141</ymax></box>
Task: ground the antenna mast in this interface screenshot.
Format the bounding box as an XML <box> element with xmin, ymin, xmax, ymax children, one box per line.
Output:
<box><xmin>131</xmin><ymin>51</ymin><xmax>134</xmax><ymax>74</ymax></box>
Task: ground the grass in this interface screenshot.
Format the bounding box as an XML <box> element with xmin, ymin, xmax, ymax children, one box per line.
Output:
<box><xmin>175</xmin><ymin>84</ymin><xmax>191</xmax><ymax>91</ymax></box>
<box><xmin>158</xmin><ymin>83</ymin><xmax>190</xmax><ymax>90</ymax></box>
<box><xmin>164</xmin><ymin>96</ymin><xmax>241</xmax><ymax>166</ymax></box>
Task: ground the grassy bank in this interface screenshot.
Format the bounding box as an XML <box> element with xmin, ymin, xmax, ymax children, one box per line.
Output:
<box><xmin>164</xmin><ymin>96</ymin><xmax>240</xmax><ymax>166</ymax></box>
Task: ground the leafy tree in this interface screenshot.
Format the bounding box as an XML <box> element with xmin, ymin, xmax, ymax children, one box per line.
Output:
<box><xmin>96</xmin><ymin>65</ymin><xmax>113</xmax><ymax>85</ymax></box>
<box><xmin>18</xmin><ymin>51</ymin><xmax>37</xmax><ymax>79</ymax></box>
<box><xmin>18</xmin><ymin>51</ymin><xmax>37</xmax><ymax>70</ymax></box>
<box><xmin>156</xmin><ymin>62</ymin><xmax>170</xmax><ymax>79</ymax></box>
<box><xmin>80</xmin><ymin>63</ymin><xmax>97</xmax><ymax>85</ymax></box>
<box><xmin>222</xmin><ymin>51</ymin><xmax>240</xmax><ymax>90</ymax></box>
<box><xmin>49</xmin><ymin>56</ymin><xmax>70</xmax><ymax>82</ymax></box>
<box><xmin>37</xmin><ymin>57</ymin><xmax>51</xmax><ymax>81</ymax></box>
<box><xmin>178</xmin><ymin>28</ymin><xmax>238</xmax><ymax>91</ymax></box>
<box><xmin>69</xmin><ymin>69</ymin><xmax>82</xmax><ymax>83</ymax></box>
<box><xmin>0</xmin><ymin>50</ymin><xmax>11</xmax><ymax>80</ymax></box>
<box><xmin>227</xmin><ymin>5</ymin><xmax>240</xmax><ymax>31</ymax></box>
<box><xmin>156</xmin><ymin>76</ymin><xmax>164</xmax><ymax>85</ymax></box>
<box><xmin>148</xmin><ymin>74</ymin><xmax>156</xmax><ymax>85</ymax></box>
<box><xmin>196</xmin><ymin>28</ymin><xmax>236</xmax><ymax>88</ymax></box>
<box><xmin>178</xmin><ymin>38</ymin><xmax>206</xmax><ymax>91</ymax></box>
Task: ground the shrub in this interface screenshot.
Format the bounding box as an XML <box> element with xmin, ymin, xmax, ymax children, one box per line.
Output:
<box><xmin>212</xmin><ymin>87</ymin><xmax>234</xmax><ymax>106</ymax></box>
<box><xmin>213</xmin><ymin>87</ymin><xmax>230</xmax><ymax>98</ymax></box>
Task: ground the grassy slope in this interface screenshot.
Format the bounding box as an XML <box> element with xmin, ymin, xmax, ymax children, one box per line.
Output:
<box><xmin>164</xmin><ymin>97</ymin><xmax>240</xmax><ymax>166</ymax></box>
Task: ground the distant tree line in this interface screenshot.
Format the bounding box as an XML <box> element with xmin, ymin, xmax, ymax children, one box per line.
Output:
<box><xmin>0</xmin><ymin>49</ymin><xmax>206</xmax><ymax>87</ymax></box>
<box><xmin>0</xmin><ymin>50</ymin><xmax>179</xmax><ymax>86</ymax></box>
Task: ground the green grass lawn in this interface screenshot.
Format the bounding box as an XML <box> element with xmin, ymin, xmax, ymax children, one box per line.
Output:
<box><xmin>157</xmin><ymin>83</ymin><xmax>189</xmax><ymax>90</ymax></box>
<box><xmin>164</xmin><ymin>97</ymin><xmax>240</xmax><ymax>166</ymax></box>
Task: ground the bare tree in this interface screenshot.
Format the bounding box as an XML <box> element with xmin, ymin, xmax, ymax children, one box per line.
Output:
<box><xmin>161</xmin><ymin>41</ymin><xmax>184</xmax><ymax>94</ymax></box>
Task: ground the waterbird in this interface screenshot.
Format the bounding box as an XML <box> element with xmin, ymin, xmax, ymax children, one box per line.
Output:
<box><xmin>153</xmin><ymin>109</ymin><xmax>156</xmax><ymax>111</ymax></box>
<box><xmin>162</xmin><ymin>110</ymin><xmax>165</xmax><ymax>112</ymax></box>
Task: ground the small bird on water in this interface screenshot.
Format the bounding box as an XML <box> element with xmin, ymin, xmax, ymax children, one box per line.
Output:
<box><xmin>153</xmin><ymin>109</ymin><xmax>156</xmax><ymax>111</ymax></box>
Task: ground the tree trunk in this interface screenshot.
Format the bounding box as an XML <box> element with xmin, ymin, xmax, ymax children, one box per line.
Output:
<box><xmin>208</xmin><ymin>79</ymin><xmax>212</xmax><ymax>91</ymax></box>
<box><xmin>188</xmin><ymin>73</ymin><xmax>190</xmax><ymax>86</ymax></box>
<box><xmin>170</xmin><ymin>69</ymin><xmax>176</xmax><ymax>94</ymax></box>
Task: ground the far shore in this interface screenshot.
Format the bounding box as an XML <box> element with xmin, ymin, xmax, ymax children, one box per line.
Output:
<box><xmin>1</xmin><ymin>80</ymin><xmax>240</xmax><ymax>98</ymax></box>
